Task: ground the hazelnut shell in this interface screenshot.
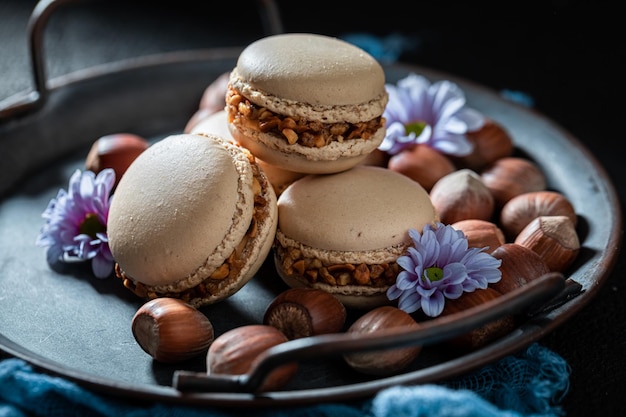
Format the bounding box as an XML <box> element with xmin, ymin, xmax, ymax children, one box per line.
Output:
<box><xmin>480</xmin><ymin>157</ymin><xmax>547</xmax><ymax>207</ymax></box>
<box><xmin>264</xmin><ymin>288</ymin><xmax>347</xmax><ymax>339</ymax></box>
<box><xmin>500</xmin><ymin>191</ymin><xmax>577</xmax><ymax>240</ymax></box>
<box><xmin>387</xmin><ymin>144</ymin><xmax>456</xmax><ymax>191</ymax></box>
<box><xmin>451</xmin><ymin>119</ymin><xmax>514</xmax><ymax>171</ymax></box>
<box><xmin>514</xmin><ymin>215</ymin><xmax>580</xmax><ymax>272</ymax></box>
<box><xmin>441</xmin><ymin>287</ymin><xmax>515</xmax><ymax>350</ymax></box>
<box><xmin>451</xmin><ymin>219</ymin><xmax>505</xmax><ymax>253</ymax></box>
<box><xmin>343</xmin><ymin>306</ymin><xmax>421</xmax><ymax>376</ymax></box>
<box><xmin>489</xmin><ymin>243</ymin><xmax>551</xmax><ymax>295</ymax></box>
<box><xmin>429</xmin><ymin>169</ymin><xmax>495</xmax><ymax>224</ymax></box>
<box><xmin>131</xmin><ymin>297</ymin><xmax>214</xmax><ymax>363</ymax></box>
<box><xmin>85</xmin><ymin>133</ymin><xmax>149</xmax><ymax>187</ymax></box>
<box><xmin>207</xmin><ymin>324</ymin><xmax>298</xmax><ymax>392</ymax></box>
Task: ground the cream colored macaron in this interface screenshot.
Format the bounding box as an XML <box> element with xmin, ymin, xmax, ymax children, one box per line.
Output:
<box><xmin>274</xmin><ymin>165</ymin><xmax>439</xmax><ymax>309</ymax></box>
<box><xmin>108</xmin><ymin>133</ymin><xmax>278</xmax><ymax>307</ymax></box>
<box><xmin>226</xmin><ymin>33</ymin><xmax>388</xmax><ymax>175</ymax></box>
<box><xmin>188</xmin><ymin>109</ymin><xmax>305</xmax><ymax>196</ymax></box>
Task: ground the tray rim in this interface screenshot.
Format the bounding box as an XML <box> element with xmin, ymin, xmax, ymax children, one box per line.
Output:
<box><xmin>0</xmin><ymin>49</ymin><xmax>623</xmax><ymax>407</ymax></box>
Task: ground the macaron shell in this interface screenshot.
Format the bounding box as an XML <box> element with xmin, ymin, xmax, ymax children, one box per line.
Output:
<box><xmin>277</xmin><ymin>166</ymin><xmax>437</xmax><ymax>252</ymax></box>
<box><xmin>108</xmin><ymin>134</ymin><xmax>254</xmax><ymax>289</ymax></box>
<box><xmin>190</xmin><ymin>110</ymin><xmax>306</xmax><ymax>194</ymax></box>
<box><xmin>234</xmin><ymin>33</ymin><xmax>386</xmax><ymax>107</ymax></box>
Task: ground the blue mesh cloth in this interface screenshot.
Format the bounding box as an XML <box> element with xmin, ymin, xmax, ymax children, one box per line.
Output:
<box><xmin>0</xmin><ymin>343</ymin><xmax>569</xmax><ymax>417</ymax></box>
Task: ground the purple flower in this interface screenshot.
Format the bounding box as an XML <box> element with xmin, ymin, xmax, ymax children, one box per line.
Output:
<box><xmin>379</xmin><ymin>73</ymin><xmax>486</xmax><ymax>156</ymax></box>
<box><xmin>36</xmin><ymin>169</ymin><xmax>115</xmax><ymax>279</ymax></box>
<box><xmin>387</xmin><ymin>222</ymin><xmax>502</xmax><ymax>317</ymax></box>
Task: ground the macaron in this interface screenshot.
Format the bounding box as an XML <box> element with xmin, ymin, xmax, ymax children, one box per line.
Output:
<box><xmin>274</xmin><ymin>165</ymin><xmax>439</xmax><ymax>309</ymax></box>
<box><xmin>107</xmin><ymin>133</ymin><xmax>278</xmax><ymax>307</ymax></box>
<box><xmin>226</xmin><ymin>33</ymin><xmax>388</xmax><ymax>175</ymax></box>
<box><xmin>188</xmin><ymin>109</ymin><xmax>306</xmax><ymax>196</ymax></box>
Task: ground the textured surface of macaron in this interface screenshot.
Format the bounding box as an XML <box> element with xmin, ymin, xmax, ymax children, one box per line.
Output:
<box><xmin>231</xmin><ymin>33</ymin><xmax>387</xmax><ymax>121</ymax></box>
<box><xmin>189</xmin><ymin>110</ymin><xmax>306</xmax><ymax>194</ymax></box>
<box><xmin>108</xmin><ymin>133</ymin><xmax>277</xmax><ymax>306</ymax></box>
<box><xmin>277</xmin><ymin>166</ymin><xmax>437</xmax><ymax>254</ymax></box>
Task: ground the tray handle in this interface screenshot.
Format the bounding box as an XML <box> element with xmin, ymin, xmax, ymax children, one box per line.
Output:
<box><xmin>173</xmin><ymin>272</ymin><xmax>571</xmax><ymax>394</ymax></box>
<box><xmin>0</xmin><ymin>0</ymin><xmax>283</xmax><ymax>121</ymax></box>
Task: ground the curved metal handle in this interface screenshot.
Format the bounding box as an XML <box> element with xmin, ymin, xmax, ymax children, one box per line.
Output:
<box><xmin>174</xmin><ymin>272</ymin><xmax>571</xmax><ymax>394</ymax></box>
<box><xmin>0</xmin><ymin>0</ymin><xmax>283</xmax><ymax>121</ymax></box>
<box><xmin>0</xmin><ymin>0</ymin><xmax>63</xmax><ymax>120</ymax></box>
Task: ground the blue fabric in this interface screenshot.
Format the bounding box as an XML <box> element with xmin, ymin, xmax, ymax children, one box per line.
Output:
<box><xmin>0</xmin><ymin>343</ymin><xmax>568</xmax><ymax>417</ymax></box>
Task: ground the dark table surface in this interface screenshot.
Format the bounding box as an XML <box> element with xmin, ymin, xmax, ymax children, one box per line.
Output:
<box><xmin>1</xmin><ymin>1</ymin><xmax>624</xmax><ymax>416</ymax></box>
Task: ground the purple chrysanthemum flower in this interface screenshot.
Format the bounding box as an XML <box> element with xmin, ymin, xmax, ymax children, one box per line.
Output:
<box><xmin>379</xmin><ymin>73</ymin><xmax>486</xmax><ymax>156</ymax></box>
<box><xmin>36</xmin><ymin>169</ymin><xmax>116</xmax><ymax>279</ymax></box>
<box><xmin>387</xmin><ymin>222</ymin><xmax>502</xmax><ymax>317</ymax></box>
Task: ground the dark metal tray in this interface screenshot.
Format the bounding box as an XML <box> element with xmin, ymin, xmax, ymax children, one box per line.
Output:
<box><xmin>0</xmin><ymin>3</ymin><xmax>621</xmax><ymax>408</ymax></box>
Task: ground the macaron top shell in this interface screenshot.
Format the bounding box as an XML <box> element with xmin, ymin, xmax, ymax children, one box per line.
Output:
<box><xmin>107</xmin><ymin>134</ymin><xmax>255</xmax><ymax>290</ymax></box>
<box><xmin>277</xmin><ymin>166</ymin><xmax>438</xmax><ymax>252</ymax></box>
<box><xmin>231</xmin><ymin>33</ymin><xmax>387</xmax><ymax>122</ymax></box>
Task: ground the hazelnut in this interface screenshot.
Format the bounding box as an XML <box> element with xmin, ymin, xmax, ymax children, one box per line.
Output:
<box><xmin>489</xmin><ymin>243</ymin><xmax>551</xmax><ymax>295</ymax></box>
<box><xmin>263</xmin><ymin>288</ymin><xmax>347</xmax><ymax>340</ymax></box>
<box><xmin>199</xmin><ymin>71</ymin><xmax>230</xmax><ymax>113</ymax></box>
<box><xmin>500</xmin><ymin>191</ymin><xmax>577</xmax><ymax>240</ymax></box>
<box><xmin>184</xmin><ymin>72</ymin><xmax>230</xmax><ymax>133</ymax></box>
<box><xmin>480</xmin><ymin>157</ymin><xmax>546</xmax><ymax>208</ymax></box>
<box><xmin>206</xmin><ymin>324</ymin><xmax>298</xmax><ymax>392</ymax></box>
<box><xmin>387</xmin><ymin>144</ymin><xmax>456</xmax><ymax>191</ymax></box>
<box><xmin>514</xmin><ymin>215</ymin><xmax>580</xmax><ymax>272</ymax></box>
<box><xmin>184</xmin><ymin>107</ymin><xmax>215</xmax><ymax>134</ymax></box>
<box><xmin>85</xmin><ymin>133</ymin><xmax>149</xmax><ymax>187</ymax></box>
<box><xmin>429</xmin><ymin>169</ymin><xmax>495</xmax><ymax>224</ymax></box>
<box><xmin>451</xmin><ymin>119</ymin><xmax>515</xmax><ymax>171</ymax></box>
<box><xmin>131</xmin><ymin>298</ymin><xmax>214</xmax><ymax>363</ymax></box>
<box><xmin>441</xmin><ymin>287</ymin><xmax>515</xmax><ymax>350</ymax></box>
<box><xmin>360</xmin><ymin>148</ymin><xmax>390</xmax><ymax>168</ymax></box>
<box><xmin>343</xmin><ymin>306</ymin><xmax>422</xmax><ymax>376</ymax></box>
<box><xmin>451</xmin><ymin>219</ymin><xmax>505</xmax><ymax>253</ymax></box>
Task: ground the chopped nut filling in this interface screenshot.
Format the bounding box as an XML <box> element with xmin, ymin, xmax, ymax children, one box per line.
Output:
<box><xmin>115</xmin><ymin>158</ymin><xmax>271</xmax><ymax>304</ymax></box>
<box><xmin>226</xmin><ymin>86</ymin><xmax>385</xmax><ymax>148</ymax></box>
<box><xmin>274</xmin><ymin>242</ymin><xmax>400</xmax><ymax>288</ymax></box>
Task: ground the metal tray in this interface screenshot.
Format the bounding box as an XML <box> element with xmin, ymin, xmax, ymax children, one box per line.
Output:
<box><xmin>0</xmin><ymin>2</ymin><xmax>622</xmax><ymax>409</ymax></box>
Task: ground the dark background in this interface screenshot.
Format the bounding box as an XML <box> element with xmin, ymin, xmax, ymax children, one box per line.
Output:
<box><xmin>1</xmin><ymin>1</ymin><xmax>624</xmax><ymax>416</ymax></box>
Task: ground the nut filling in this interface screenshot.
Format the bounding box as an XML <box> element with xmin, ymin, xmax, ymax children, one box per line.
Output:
<box><xmin>275</xmin><ymin>243</ymin><xmax>400</xmax><ymax>288</ymax></box>
<box><xmin>226</xmin><ymin>86</ymin><xmax>385</xmax><ymax>148</ymax></box>
<box><xmin>115</xmin><ymin>158</ymin><xmax>272</xmax><ymax>304</ymax></box>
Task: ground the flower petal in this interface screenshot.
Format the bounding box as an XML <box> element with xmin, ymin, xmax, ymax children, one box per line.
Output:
<box><xmin>422</xmin><ymin>291</ymin><xmax>445</xmax><ymax>317</ymax></box>
<box><xmin>388</xmin><ymin>222</ymin><xmax>502</xmax><ymax>318</ymax></box>
<box><xmin>36</xmin><ymin>169</ymin><xmax>115</xmax><ymax>279</ymax></box>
